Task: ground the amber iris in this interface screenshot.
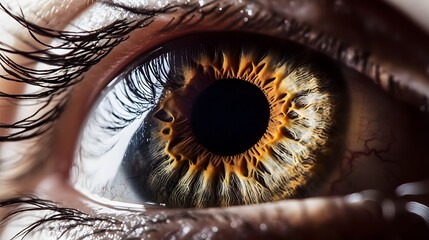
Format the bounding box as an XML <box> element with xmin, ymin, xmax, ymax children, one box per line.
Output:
<box><xmin>123</xmin><ymin>34</ymin><xmax>344</xmax><ymax>208</ymax></box>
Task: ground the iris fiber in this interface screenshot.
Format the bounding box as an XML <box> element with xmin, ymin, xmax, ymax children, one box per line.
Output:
<box><xmin>123</xmin><ymin>34</ymin><xmax>345</xmax><ymax>208</ymax></box>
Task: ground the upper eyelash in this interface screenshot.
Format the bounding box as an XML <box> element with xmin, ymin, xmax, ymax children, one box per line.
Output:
<box><xmin>79</xmin><ymin>52</ymin><xmax>184</xmax><ymax>158</ymax></box>
<box><xmin>0</xmin><ymin>3</ymin><xmax>150</xmax><ymax>142</ymax></box>
<box><xmin>0</xmin><ymin>0</ymin><xmax>382</xmax><ymax>142</ymax></box>
<box><xmin>0</xmin><ymin>0</ymin><xmax>232</xmax><ymax>143</ymax></box>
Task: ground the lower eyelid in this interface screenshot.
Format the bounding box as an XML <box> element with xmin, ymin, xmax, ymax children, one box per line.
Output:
<box><xmin>2</xmin><ymin>186</ymin><xmax>422</xmax><ymax>240</ymax></box>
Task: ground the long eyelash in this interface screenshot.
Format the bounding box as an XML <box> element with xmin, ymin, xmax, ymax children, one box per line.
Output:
<box><xmin>0</xmin><ymin>1</ymin><xmax>190</xmax><ymax>204</ymax></box>
<box><xmin>108</xmin><ymin>53</ymin><xmax>180</xmax><ymax>125</ymax></box>
<box><xmin>0</xmin><ymin>0</ymin><xmax>230</xmax><ymax>142</ymax></box>
<box><xmin>111</xmin><ymin>0</ymin><xmax>429</xmax><ymax>112</ymax></box>
<box><xmin>0</xmin><ymin>197</ymin><xmax>125</xmax><ymax>239</ymax></box>
<box><xmin>79</xmin><ymin>53</ymin><xmax>179</xmax><ymax>159</ymax></box>
<box><xmin>0</xmin><ymin>4</ymin><xmax>150</xmax><ymax>142</ymax></box>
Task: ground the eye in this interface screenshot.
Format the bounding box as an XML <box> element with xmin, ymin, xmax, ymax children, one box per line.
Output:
<box><xmin>73</xmin><ymin>33</ymin><xmax>348</xmax><ymax>207</ymax></box>
<box><xmin>68</xmin><ymin>7</ymin><xmax>429</xmax><ymax>208</ymax></box>
<box><xmin>2</xmin><ymin>1</ymin><xmax>429</xmax><ymax>239</ymax></box>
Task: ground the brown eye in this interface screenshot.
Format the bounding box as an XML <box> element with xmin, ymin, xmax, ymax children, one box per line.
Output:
<box><xmin>71</xmin><ymin>32</ymin><xmax>428</xmax><ymax>209</ymax></box>
<box><xmin>72</xmin><ymin>32</ymin><xmax>347</xmax><ymax>208</ymax></box>
<box><xmin>121</xmin><ymin>34</ymin><xmax>345</xmax><ymax>208</ymax></box>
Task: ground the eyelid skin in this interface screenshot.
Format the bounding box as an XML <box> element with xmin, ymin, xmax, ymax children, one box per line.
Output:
<box><xmin>264</xmin><ymin>0</ymin><xmax>429</xmax><ymax>109</ymax></box>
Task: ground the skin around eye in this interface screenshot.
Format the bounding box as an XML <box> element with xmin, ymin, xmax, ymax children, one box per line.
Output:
<box><xmin>2</xmin><ymin>0</ymin><xmax>429</xmax><ymax>239</ymax></box>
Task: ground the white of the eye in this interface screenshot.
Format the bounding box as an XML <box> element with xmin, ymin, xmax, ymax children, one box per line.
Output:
<box><xmin>73</xmin><ymin>57</ymin><xmax>170</xmax><ymax>206</ymax></box>
<box><xmin>72</xmin><ymin>83</ymin><xmax>146</xmax><ymax>204</ymax></box>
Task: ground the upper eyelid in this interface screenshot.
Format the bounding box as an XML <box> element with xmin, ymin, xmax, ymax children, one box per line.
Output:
<box><xmin>103</xmin><ymin>0</ymin><xmax>429</xmax><ymax>109</ymax></box>
<box><xmin>3</xmin><ymin>0</ymin><xmax>428</xmax><ymax>111</ymax></box>
<box><xmin>0</xmin><ymin>4</ymin><xmax>425</xmax><ymax>143</ymax></box>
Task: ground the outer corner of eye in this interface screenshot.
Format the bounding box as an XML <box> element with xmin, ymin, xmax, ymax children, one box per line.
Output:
<box><xmin>70</xmin><ymin>31</ymin><xmax>425</xmax><ymax>210</ymax></box>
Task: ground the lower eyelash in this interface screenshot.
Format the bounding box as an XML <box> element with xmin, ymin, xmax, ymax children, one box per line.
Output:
<box><xmin>0</xmin><ymin>196</ymin><xmax>262</xmax><ymax>240</ymax></box>
<box><xmin>3</xmin><ymin>193</ymin><xmax>427</xmax><ymax>240</ymax></box>
<box><xmin>1</xmin><ymin>196</ymin><xmax>129</xmax><ymax>239</ymax></box>
<box><xmin>0</xmin><ymin>196</ymin><xmax>237</xmax><ymax>240</ymax></box>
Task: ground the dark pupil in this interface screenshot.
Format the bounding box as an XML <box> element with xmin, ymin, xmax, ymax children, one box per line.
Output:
<box><xmin>191</xmin><ymin>79</ymin><xmax>270</xmax><ymax>156</ymax></box>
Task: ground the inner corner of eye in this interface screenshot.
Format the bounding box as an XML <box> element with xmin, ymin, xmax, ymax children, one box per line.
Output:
<box><xmin>70</xmin><ymin>33</ymin><xmax>349</xmax><ymax>209</ymax></box>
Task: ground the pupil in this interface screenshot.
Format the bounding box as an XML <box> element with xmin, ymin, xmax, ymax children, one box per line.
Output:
<box><xmin>191</xmin><ymin>79</ymin><xmax>270</xmax><ymax>156</ymax></box>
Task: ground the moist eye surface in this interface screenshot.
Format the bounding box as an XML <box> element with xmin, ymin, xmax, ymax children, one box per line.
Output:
<box><xmin>73</xmin><ymin>33</ymin><xmax>347</xmax><ymax>208</ymax></box>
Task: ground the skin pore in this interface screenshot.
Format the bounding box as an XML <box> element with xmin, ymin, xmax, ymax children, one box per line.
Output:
<box><xmin>1</xmin><ymin>0</ymin><xmax>429</xmax><ymax>239</ymax></box>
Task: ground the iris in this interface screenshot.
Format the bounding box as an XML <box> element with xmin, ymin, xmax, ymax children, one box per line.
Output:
<box><xmin>113</xmin><ymin>33</ymin><xmax>347</xmax><ymax>207</ymax></box>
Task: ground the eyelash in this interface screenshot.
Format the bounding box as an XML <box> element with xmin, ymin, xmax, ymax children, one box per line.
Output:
<box><xmin>1</xmin><ymin>196</ymin><xmax>132</xmax><ymax>239</ymax></box>
<box><xmin>0</xmin><ymin>8</ymin><xmax>140</xmax><ymax>142</ymax></box>
<box><xmin>0</xmin><ymin>0</ymin><xmax>377</xmax><ymax>142</ymax></box>
<box><xmin>0</xmin><ymin>196</ymin><xmax>248</xmax><ymax>239</ymax></box>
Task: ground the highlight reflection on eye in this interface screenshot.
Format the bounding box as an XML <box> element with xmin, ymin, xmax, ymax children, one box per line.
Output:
<box><xmin>74</xmin><ymin>33</ymin><xmax>346</xmax><ymax>207</ymax></box>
